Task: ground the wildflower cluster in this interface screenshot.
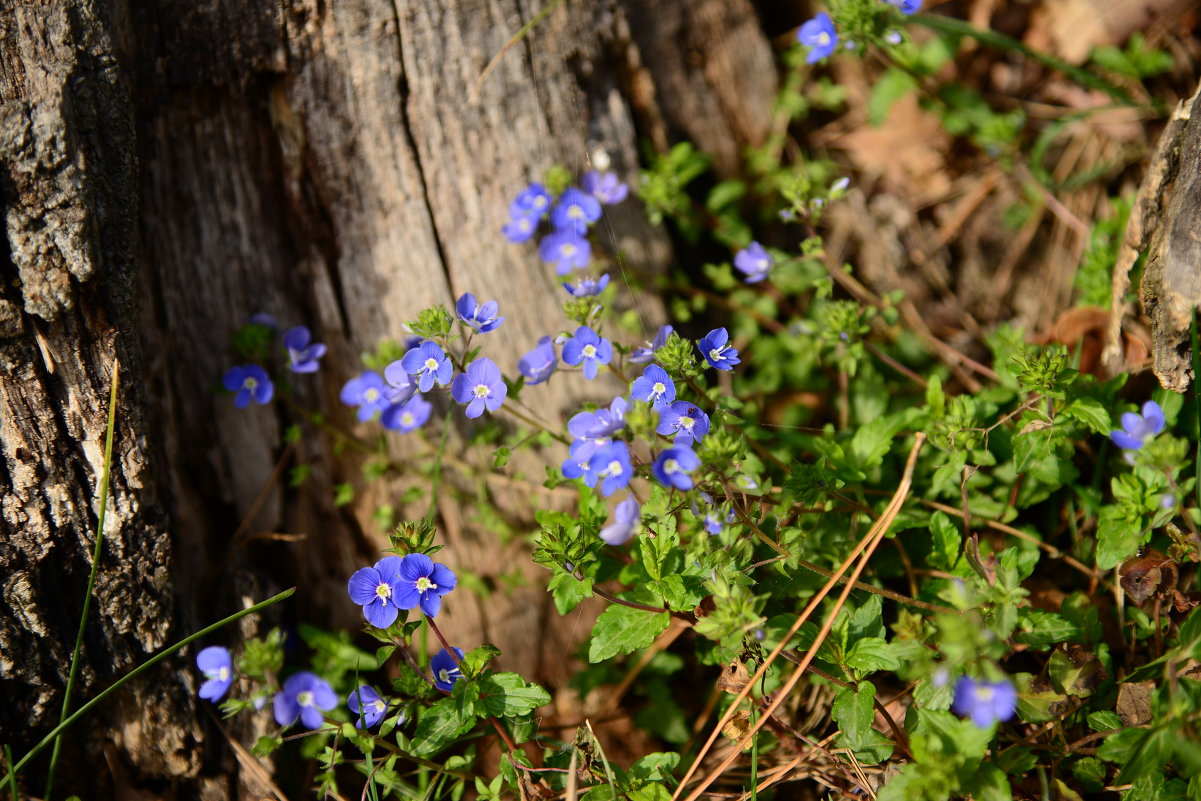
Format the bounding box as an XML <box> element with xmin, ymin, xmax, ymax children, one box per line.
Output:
<box><xmin>797</xmin><ymin>0</ymin><xmax>922</xmax><ymax>62</ymax></box>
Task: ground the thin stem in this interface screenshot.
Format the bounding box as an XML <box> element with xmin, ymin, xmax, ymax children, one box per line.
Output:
<box><xmin>5</xmin><ymin>589</ymin><xmax>295</xmax><ymax>787</ymax></box>
<box><xmin>45</xmin><ymin>361</ymin><xmax>120</xmax><ymax>801</ymax></box>
<box><xmin>792</xmin><ymin>557</ymin><xmax>960</xmax><ymax>615</ymax></box>
<box><xmin>591</xmin><ymin>586</ymin><xmax>670</xmax><ymax>615</ymax></box>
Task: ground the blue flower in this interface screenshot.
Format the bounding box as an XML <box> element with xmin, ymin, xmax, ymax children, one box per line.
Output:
<box><xmin>630</xmin><ymin>325</ymin><xmax>673</xmax><ymax>364</ymax></box>
<box><xmin>551</xmin><ymin>187</ymin><xmax>602</xmax><ymax>235</ymax></box>
<box><xmin>733</xmin><ymin>242</ymin><xmax>773</xmax><ymax>283</ymax></box>
<box><xmin>502</xmin><ymin>214</ymin><xmax>538</xmax><ymax>243</ymax></box>
<box><xmin>348</xmin><ymin>685</ymin><xmax>390</xmax><ymax>729</ymax></box>
<box><xmin>401</xmin><ymin>341</ymin><xmax>453</xmax><ymax>393</ymax></box>
<box><xmin>431</xmin><ymin>648</ymin><xmax>465</xmax><ymax>692</ymax></box>
<box><xmin>450</xmin><ymin>357</ymin><xmax>507</xmax><ymax>418</ymax></box>
<box><xmin>657</xmin><ymin>400</ymin><xmax>711</xmax><ymax>446</ymax></box>
<box><xmin>540</xmin><ymin>231</ymin><xmax>591</xmax><ymax>274</ymax></box>
<box><xmin>562</xmin><ymin>451</ymin><xmax>600</xmax><ymax>488</ymax></box>
<box><xmin>600</xmin><ymin>497</ymin><xmax>641</xmax><ymax>545</ymax></box>
<box><xmin>341</xmin><ymin>371</ymin><xmax>391</xmax><ymax>421</ymax></box>
<box><xmin>282</xmin><ymin>326</ymin><xmax>327</xmax><ymax>373</ymax></box>
<box><xmin>393</xmin><ymin>553</ymin><xmax>458</xmax><ymax>617</ymax></box>
<box><xmin>510</xmin><ymin>183</ymin><xmax>551</xmax><ymax>219</ymax></box>
<box><xmin>348</xmin><ymin>556</ymin><xmax>406</xmax><ymax>628</ymax></box>
<box><xmin>563</xmin><ymin>274</ymin><xmax>610</xmax><ymax>297</ymax></box>
<box><xmin>692</xmin><ymin>492</ymin><xmax>733</xmax><ymax>535</ymax></box>
<box><xmin>798</xmin><ymin>12</ymin><xmax>838</xmax><ymax>63</ymax></box>
<box><xmin>274</xmin><ymin>672</ymin><xmax>337</xmax><ymax>729</ymax></box>
<box><xmin>884</xmin><ymin>29</ymin><xmax>903</xmax><ymax>45</ymax></box>
<box><xmin>698</xmin><ymin>328</ymin><xmax>740</xmax><ymax>371</ymax></box>
<box><xmin>653</xmin><ymin>447</ymin><xmax>700</xmax><ymax>491</ymax></box>
<box><xmin>196</xmin><ymin>646</ymin><xmax>234</xmax><ymax>702</ymax></box>
<box><xmin>223</xmin><ymin>365</ymin><xmax>274</xmax><ymax>408</ymax></box>
<box><xmin>886</xmin><ymin>0</ymin><xmax>922</xmax><ymax>14</ymax></box>
<box><xmin>952</xmin><ymin>676</ymin><xmax>1017</xmax><ymax>728</ymax></box>
<box><xmin>562</xmin><ymin>326</ymin><xmax>613</xmax><ymax>379</ymax></box>
<box><xmin>518</xmin><ymin>336</ymin><xmax>558</xmax><ymax>385</ymax></box>
<box><xmin>1110</xmin><ymin>401</ymin><xmax>1165</xmax><ymax>451</ymax></box>
<box><xmin>382</xmin><ymin>360</ymin><xmax>419</xmax><ymax>405</ymax></box>
<box><xmin>582</xmin><ymin>171</ymin><xmax>629</xmax><ymax>205</ymax></box>
<box><xmin>456</xmin><ymin>293</ymin><xmax>505</xmax><ymax>333</ymax></box>
<box><xmin>381</xmin><ymin>394</ymin><xmax>432</xmax><ymax>433</ymax></box>
<box><xmin>631</xmin><ymin>364</ymin><xmax>676</xmax><ymax>410</ymax></box>
<box><xmin>590</xmin><ymin>442</ymin><xmax>632</xmax><ymax>497</ymax></box>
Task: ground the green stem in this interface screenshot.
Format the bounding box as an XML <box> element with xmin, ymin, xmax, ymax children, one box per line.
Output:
<box><xmin>4</xmin><ymin>588</ymin><xmax>295</xmax><ymax>789</ymax></box>
<box><xmin>45</xmin><ymin>362</ymin><xmax>120</xmax><ymax>800</ymax></box>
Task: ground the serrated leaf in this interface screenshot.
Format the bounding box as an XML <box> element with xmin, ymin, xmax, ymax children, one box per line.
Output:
<box><xmin>1087</xmin><ymin>710</ymin><xmax>1122</xmax><ymax>732</ymax></box>
<box><xmin>1063</xmin><ymin>398</ymin><xmax>1111</xmax><ymax>434</ymax></box>
<box><xmin>928</xmin><ymin>511</ymin><xmax>961</xmax><ymax>571</ymax></box>
<box><xmin>410</xmin><ymin>696</ymin><xmax>476</xmax><ymax>757</ymax></box>
<box><xmin>588</xmin><ymin>604</ymin><xmax>670</xmax><ymax>663</ymax></box>
<box><xmin>845</xmin><ymin>637</ymin><xmax>901</xmax><ymax>673</ymax></box>
<box><xmin>478</xmin><ymin>672</ymin><xmax>551</xmax><ymax>717</ymax></box>
<box><xmin>1015</xmin><ymin>610</ymin><xmax>1080</xmax><ymax>649</ymax></box>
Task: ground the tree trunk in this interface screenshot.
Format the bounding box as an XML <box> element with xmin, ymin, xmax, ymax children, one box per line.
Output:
<box><xmin>0</xmin><ymin>0</ymin><xmax>776</xmax><ymax>796</ymax></box>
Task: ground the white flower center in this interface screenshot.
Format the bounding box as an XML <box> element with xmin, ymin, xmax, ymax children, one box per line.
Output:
<box><xmin>974</xmin><ymin>686</ymin><xmax>995</xmax><ymax>703</ymax></box>
<box><xmin>533</xmin><ymin>196</ymin><xmax>546</xmax><ymax>209</ymax></box>
<box><xmin>679</xmin><ymin>416</ymin><xmax>695</xmax><ymax>430</ymax></box>
<box><xmin>297</xmin><ymin>691</ymin><xmax>315</xmax><ymax>708</ymax></box>
<box><xmin>561</xmin><ymin>244</ymin><xmax>576</xmax><ymax>257</ymax></box>
<box><xmin>364</xmin><ymin>388</ymin><xmax>380</xmax><ymax>402</ymax></box>
<box><xmin>370</xmin><ymin>699</ymin><xmax>385</xmax><ymax>713</ymax></box>
<box><xmin>568</xmin><ymin>205</ymin><xmax>585</xmax><ymax>219</ymax></box>
<box><xmin>664</xmin><ymin>459</ymin><xmax>680</xmax><ymax>474</ymax></box>
<box><xmin>709</xmin><ymin>348</ymin><xmax>722</xmax><ymax>361</ymax></box>
<box><xmin>243</xmin><ymin>377</ymin><xmax>258</xmax><ymax>390</ymax></box>
<box><xmin>816</xmin><ymin>32</ymin><xmax>830</xmax><ymax>46</ymax></box>
<box><xmin>424</xmin><ymin>357</ymin><xmax>438</xmax><ymax>371</ymax></box>
<box><xmin>582</xmin><ymin>344</ymin><xmax>597</xmax><ymax>358</ymax></box>
<box><xmin>415</xmin><ymin>576</ymin><xmax>437</xmax><ymax>592</ymax></box>
<box><xmin>605</xmin><ymin>460</ymin><xmax>622</xmax><ymax>477</ymax></box>
<box><xmin>652</xmin><ymin>381</ymin><xmax>666</xmax><ymax>396</ymax></box>
<box><xmin>375</xmin><ymin>582</ymin><xmax>391</xmax><ymax>600</ymax></box>
<box><xmin>216</xmin><ymin>667</ymin><xmax>230</xmax><ymax>681</ymax></box>
<box><xmin>473</xmin><ymin>384</ymin><xmax>490</xmax><ymax>399</ymax></box>
<box><xmin>438</xmin><ymin>668</ymin><xmax>455</xmax><ymax>685</ymax></box>
<box><xmin>401</xmin><ymin>412</ymin><xmax>415</xmax><ymax>426</ymax></box>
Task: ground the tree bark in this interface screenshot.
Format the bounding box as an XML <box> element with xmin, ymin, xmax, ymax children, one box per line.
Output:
<box><xmin>1</xmin><ymin>0</ymin><xmax>776</xmax><ymax>796</ymax></box>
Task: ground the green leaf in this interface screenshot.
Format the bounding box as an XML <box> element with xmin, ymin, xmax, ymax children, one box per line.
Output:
<box><xmin>411</xmin><ymin>696</ymin><xmax>476</xmax><ymax>757</ymax></box>
<box><xmin>845</xmin><ymin>637</ymin><xmax>901</xmax><ymax>673</ymax></box>
<box><xmin>1096</xmin><ymin>507</ymin><xmax>1143</xmax><ymax>570</ymax></box>
<box><xmin>493</xmin><ymin>446</ymin><xmax>511</xmax><ymax>469</ymax></box>
<box><xmin>548</xmin><ymin>571</ymin><xmax>593</xmax><ymax>615</ymax></box>
<box><xmin>1087</xmin><ymin>710</ymin><xmax>1122</xmax><ymax>732</ymax></box>
<box><xmin>478</xmin><ymin>673</ymin><xmax>552</xmax><ymax>717</ymax></box>
<box><xmin>869</xmin><ymin>68</ymin><xmax>918</xmax><ymax>126</ymax></box>
<box><xmin>1062</xmin><ymin>398</ymin><xmax>1111</xmax><ymax>434</ymax></box>
<box><xmin>1015</xmin><ymin>610</ymin><xmax>1080</xmax><ymax>649</ymax></box>
<box><xmin>1072</xmin><ymin>757</ymin><xmax>1107</xmax><ymax>792</ymax></box>
<box><xmin>928</xmin><ymin>511</ymin><xmax>961</xmax><ymax>571</ymax></box>
<box><xmin>588</xmin><ymin>604</ymin><xmax>670</xmax><ymax>663</ymax></box>
<box><xmin>964</xmin><ymin>763</ymin><xmax>1013</xmax><ymax>801</ymax></box>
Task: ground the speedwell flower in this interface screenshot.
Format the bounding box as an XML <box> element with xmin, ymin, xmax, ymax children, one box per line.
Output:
<box><xmin>563</xmin><ymin>274</ymin><xmax>610</xmax><ymax>297</ymax></box>
<box><xmin>563</xmin><ymin>326</ymin><xmax>612</xmax><ymax>379</ymax></box>
<box><xmin>733</xmin><ymin>242</ymin><xmax>773</xmax><ymax>283</ymax></box>
<box><xmin>632</xmin><ymin>364</ymin><xmax>676</xmax><ymax>410</ymax></box>
<box><xmin>196</xmin><ymin>646</ymin><xmax>234</xmax><ymax>702</ymax></box>
<box><xmin>348</xmin><ymin>685</ymin><xmax>390</xmax><ymax>729</ymax></box>
<box><xmin>653</xmin><ymin>447</ymin><xmax>701</xmax><ymax>491</ymax></box>
<box><xmin>274</xmin><ymin>672</ymin><xmax>337</xmax><ymax>729</ymax></box>
<box><xmin>401</xmin><ymin>341</ymin><xmax>453</xmax><ymax>393</ymax></box>
<box><xmin>886</xmin><ymin>0</ymin><xmax>922</xmax><ymax>14</ymax></box>
<box><xmin>1110</xmin><ymin>400</ymin><xmax>1165</xmax><ymax>451</ymax></box>
<box><xmin>510</xmin><ymin>182</ymin><xmax>551</xmax><ymax>219</ymax></box>
<box><xmin>502</xmin><ymin>214</ymin><xmax>538</xmax><ymax>243</ymax></box>
<box><xmin>698</xmin><ymin>328</ymin><xmax>741</xmax><ymax>371</ymax></box>
<box><xmin>450</xmin><ymin>357</ymin><xmax>507</xmax><ymax>418</ymax></box>
<box><xmin>382</xmin><ymin>360</ymin><xmax>418</xmax><ymax>405</ymax></box>
<box><xmin>600</xmin><ymin>497</ymin><xmax>641</xmax><ymax>546</ymax></box>
<box><xmin>223</xmin><ymin>365</ymin><xmax>274</xmax><ymax>408</ymax></box>
<box><xmin>380</xmin><ymin>394</ymin><xmax>431</xmax><ymax>433</ymax></box>
<box><xmin>798</xmin><ymin>12</ymin><xmax>838</xmax><ymax>63</ymax></box>
<box><xmin>657</xmin><ymin>401</ymin><xmax>710</xmax><ymax>447</ymax></box>
<box><xmin>348</xmin><ymin>555</ymin><xmax>406</xmax><ymax>628</ymax></box>
<box><xmin>630</xmin><ymin>325</ymin><xmax>674</xmax><ymax>364</ymax></box>
<box><xmin>589</xmin><ymin>442</ymin><xmax>632</xmax><ymax>497</ymax></box>
<box><xmin>341</xmin><ymin>370</ymin><xmax>391</xmax><ymax>421</ymax></box>
<box><xmin>952</xmin><ymin>676</ymin><xmax>1017</xmax><ymax>728</ymax></box>
<box><xmin>551</xmin><ymin>187</ymin><xmax>602</xmax><ymax>235</ymax></box>
<box><xmin>456</xmin><ymin>293</ymin><xmax>505</xmax><ymax>333</ymax></box>
<box><xmin>431</xmin><ymin>648</ymin><xmax>465</xmax><ymax>692</ymax></box>
<box><xmin>518</xmin><ymin>336</ymin><xmax>558</xmax><ymax>385</ymax></box>
<box><xmin>282</xmin><ymin>326</ymin><xmax>327</xmax><ymax>373</ymax></box>
<box><xmin>582</xmin><ymin>171</ymin><xmax>630</xmax><ymax>205</ymax></box>
<box><xmin>540</xmin><ymin>231</ymin><xmax>591</xmax><ymax>274</ymax></box>
<box><xmin>394</xmin><ymin>553</ymin><xmax>458</xmax><ymax>618</ymax></box>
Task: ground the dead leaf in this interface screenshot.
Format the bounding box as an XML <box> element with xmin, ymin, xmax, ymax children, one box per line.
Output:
<box><xmin>837</xmin><ymin>93</ymin><xmax>952</xmax><ymax>200</ymax></box>
<box><xmin>1116</xmin><ymin>680</ymin><xmax>1154</xmax><ymax>726</ymax></box>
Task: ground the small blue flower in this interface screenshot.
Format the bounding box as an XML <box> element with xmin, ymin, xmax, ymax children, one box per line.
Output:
<box><xmin>431</xmin><ymin>648</ymin><xmax>465</xmax><ymax>692</ymax></box>
<box><xmin>381</xmin><ymin>394</ymin><xmax>432</xmax><ymax>433</ymax></box>
<box><xmin>282</xmin><ymin>326</ymin><xmax>327</xmax><ymax>373</ymax></box>
<box><xmin>341</xmin><ymin>371</ymin><xmax>391</xmax><ymax>421</ymax></box>
<box><xmin>450</xmin><ymin>357</ymin><xmax>507</xmax><ymax>418</ymax></box>
<box><xmin>600</xmin><ymin>497</ymin><xmax>641</xmax><ymax>546</ymax></box>
<box><xmin>952</xmin><ymin>676</ymin><xmax>1017</xmax><ymax>728</ymax></box>
<box><xmin>582</xmin><ymin>171</ymin><xmax>629</xmax><ymax>205</ymax></box>
<box><xmin>382</xmin><ymin>360</ymin><xmax>419</xmax><ymax>405</ymax></box>
<box><xmin>518</xmin><ymin>336</ymin><xmax>558</xmax><ymax>385</ymax></box>
<box><xmin>196</xmin><ymin>646</ymin><xmax>234</xmax><ymax>702</ymax></box>
<box><xmin>562</xmin><ymin>451</ymin><xmax>600</xmax><ymax>488</ymax></box>
<box><xmin>393</xmin><ymin>553</ymin><xmax>458</xmax><ymax>618</ymax></box>
<box><xmin>798</xmin><ymin>12</ymin><xmax>838</xmax><ymax>63</ymax></box>
<box><xmin>1110</xmin><ymin>401</ymin><xmax>1165</xmax><ymax>451</ymax></box>
<box><xmin>401</xmin><ymin>342</ymin><xmax>453</xmax><ymax>393</ymax></box>
<box><xmin>502</xmin><ymin>214</ymin><xmax>538</xmax><ymax>243</ymax></box>
<box><xmin>540</xmin><ymin>231</ymin><xmax>591</xmax><ymax>274</ymax></box>
<box><xmin>657</xmin><ymin>400</ymin><xmax>711</xmax><ymax>446</ymax></box>
<box><xmin>223</xmin><ymin>365</ymin><xmax>274</xmax><ymax>408</ymax></box>
<box><xmin>884</xmin><ymin>29</ymin><xmax>903</xmax><ymax>45</ymax></box>
<box><xmin>631</xmin><ymin>364</ymin><xmax>676</xmax><ymax>410</ymax></box>
<box><xmin>562</xmin><ymin>326</ymin><xmax>612</xmax><ymax>379</ymax></box>
<box><xmin>698</xmin><ymin>328</ymin><xmax>740</xmax><ymax>371</ymax></box>
<box><xmin>274</xmin><ymin>672</ymin><xmax>337</xmax><ymax>729</ymax></box>
<box><xmin>733</xmin><ymin>242</ymin><xmax>773</xmax><ymax>283</ymax></box>
<box><xmin>653</xmin><ymin>447</ymin><xmax>700</xmax><ymax>491</ymax></box>
<box><xmin>630</xmin><ymin>325</ymin><xmax>673</xmax><ymax>364</ymax></box>
<box><xmin>577</xmin><ymin>397</ymin><xmax>627</xmax><ymax>440</ymax></box>
<box><xmin>456</xmin><ymin>293</ymin><xmax>505</xmax><ymax>333</ymax></box>
<box><xmin>563</xmin><ymin>274</ymin><xmax>611</xmax><ymax>297</ymax></box>
<box><xmin>692</xmin><ymin>492</ymin><xmax>733</xmax><ymax>535</ymax></box>
<box><xmin>590</xmin><ymin>442</ymin><xmax>632</xmax><ymax>497</ymax></box>
<box><xmin>551</xmin><ymin>187</ymin><xmax>602</xmax><ymax>235</ymax></box>
<box><xmin>348</xmin><ymin>685</ymin><xmax>390</xmax><ymax>729</ymax></box>
<box><xmin>886</xmin><ymin>0</ymin><xmax>922</xmax><ymax>14</ymax></box>
<box><xmin>348</xmin><ymin>556</ymin><xmax>406</xmax><ymax>628</ymax></box>
<box><xmin>510</xmin><ymin>183</ymin><xmax>551</xmax><ymax>219</ymax></box>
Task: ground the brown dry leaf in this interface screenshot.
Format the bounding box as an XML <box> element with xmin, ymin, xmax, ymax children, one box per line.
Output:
<box><xmin>717</xmin><ymin>659</ymin><xmax>751</xmax><ymax>694</ymax></box>
<box><xmin>837</xmin><ymin>93</ymin><xmax>952</xmax><ymax>200</ymax></box>
<box><xmin>722</xmin><ymin>709</ymin><xmax>752</xmax><ymax>741</ymax></box>
<box><xmin>1116</xmin><ymin>681</ymin><xmax>1154</xmax><ymax>726</ymax></box>
<box><xmin>1026</xmin><ymin>0</ymin><xmax>1181</xmax><ymax>63</ymax></box>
